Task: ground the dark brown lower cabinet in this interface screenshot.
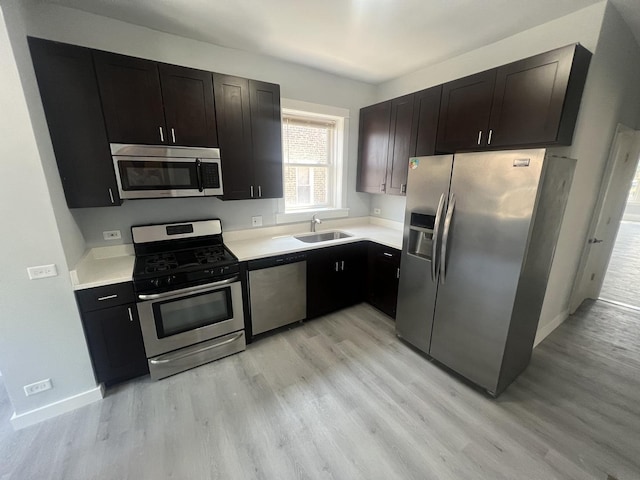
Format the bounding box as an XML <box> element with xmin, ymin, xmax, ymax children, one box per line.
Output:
<box><xmin>76</xmin><ymin>283</ymin><xmax>148</xmax><ymax>386</ymax></box>
<box><xmin>367</xmin><ymin>243</ymin><xmax>401</xmax><ymax>318</ymax></box>
<box><xmin>307</xmin><ymin>243</ymin><xmax>367</xmax><ymax>319</ymax></box>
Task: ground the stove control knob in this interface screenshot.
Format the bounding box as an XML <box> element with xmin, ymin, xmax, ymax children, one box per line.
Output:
<box><xmin>150</xmin><ymin>278</ymin><xmax>160</xmax><ymax>288</ymax></box>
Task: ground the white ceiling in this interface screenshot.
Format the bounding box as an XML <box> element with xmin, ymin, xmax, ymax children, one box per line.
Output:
<box><xmin>38</xmin><ymin>0</ymin><xmax>640</xmax><ymax>84</ymax></box>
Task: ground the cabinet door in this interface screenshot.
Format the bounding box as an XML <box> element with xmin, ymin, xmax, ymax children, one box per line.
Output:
<box><xmin>213</xmin><ymin>74</ymin><xmax>254</xmax><ymax>200</ymax></box>
<box><xmin>159</xmin><ymin>64</ymin><xmax>218</xmax><ymax>147</ymax></box>
<box><xmin>386</xmin><ymin>94</ymin><xmax>416</xmax><ymax>196</ymax></box>
<box><xmin>307</xmin><ymin>247</ymin><xmax>342</xmax><ymax>319</ymax></box>
<box><xmin>413</xmin><ymin>85</ymin><xmax>442</xmax><ymax>157</ymax></box>
<box><xmin>367</xmin><ymin>243</ymin><xmax>400</xmax><ymax>318</ymax></box>
<box><xmin>94</xmin><ymin>51</ymin><xmax>166</xmax><ymax>145</ymax></box>
<box><xmin>357</xmin><ymin>101</ymin><xmax>391</xmax><ymax>193</ymax></box>
<box><xmin>83</xmin><ymin>304</ymin><xmax>149</xmax><ymax>385</ymax></box>
<box><xmin>488</xmin><ymin>44</ymin><xmax>590</xmax><ymax>147</ymax></box>
<box><xmin>337</xmin><ymin>243</ymin><xmax>367</xmax><ymax>309</ymax></box>
<box><xmin>28</xmin><ymin>38</ymin><xmax>120</xmax><ymax>208</ymax></box>
<box><xmin>436</xmin><ymin>70</ymin><xmax>496</xmax><ymax>153</ymax></box>
<box><xmin>250</xmin><ymin>80</ymin><xmax>283</xmax><ymax>199</ymax></box>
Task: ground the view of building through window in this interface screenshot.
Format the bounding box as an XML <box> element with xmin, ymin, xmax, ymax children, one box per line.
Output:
<box><xmin>282</xmin><ymin>112</ymin><xmax>336</xmax><ymax>210</ymax></box>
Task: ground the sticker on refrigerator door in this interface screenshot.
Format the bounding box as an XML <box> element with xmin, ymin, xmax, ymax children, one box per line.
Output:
<box><xmin>513</xmin><ymin>158</ymin><xmax>530</xmax><ymax>167</ymax></box>
<box><xmin>409</xmin><ymin>158</ymin><xmax>420</xmax><ymax>170</ymax></box>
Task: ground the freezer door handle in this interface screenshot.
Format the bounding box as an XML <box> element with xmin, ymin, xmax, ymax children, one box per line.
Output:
<box><xmin>431</xmin><ymin>193</ymin><xmax>446</xmax><ymax>282</ymax></box>
<box><xmin>440</xmin><ymin>194</ymin><xmax>456</xmax><ymax>284</ymax></box>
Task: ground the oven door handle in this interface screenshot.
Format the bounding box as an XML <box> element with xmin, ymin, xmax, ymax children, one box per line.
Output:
<box><xmin>149</xmin><ymin>332</ymin><xmax>244</xmax><ymax>364</ymax></box>
<box><xmin>137</xmin><ymin>276</ymin><xmax>239</xmax><ymax>301</ymax></box>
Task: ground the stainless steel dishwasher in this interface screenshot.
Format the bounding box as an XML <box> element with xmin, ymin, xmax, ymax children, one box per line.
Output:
<box><xmin>248</xmin><ymin>253</ymin><xmax>307</xmax><ymax>336</ymax></box>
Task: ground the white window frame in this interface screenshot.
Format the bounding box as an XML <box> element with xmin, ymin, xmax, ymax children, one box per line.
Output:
<box><xmin>276</xmin><ymin>99</ymin><xmax>349</xmax><ymax>224</ymax></box>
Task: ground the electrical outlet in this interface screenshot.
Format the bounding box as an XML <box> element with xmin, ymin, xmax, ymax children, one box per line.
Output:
<box><xmin>27</xmin><ymin>264</ymin><xmax>58</xmax><ymax>280</ymax></box>
<box><xmin>103</xmin><ymin>230</ymin><xmax>121</xmax><ymax>240</ymax></box>
<box><xmin>24</xmin><ymin>379</ymin><xmax>52</xmax><ymax>396</ymax></box>
<box><xmin>251</xmin><ymin>216</ymin><xmax>263</xmax><ymax>227</ymax></box>
<box><xmin>373</xmin><ymin>208</ymin><xmax>381</xmax><ymax>215</ymax></box>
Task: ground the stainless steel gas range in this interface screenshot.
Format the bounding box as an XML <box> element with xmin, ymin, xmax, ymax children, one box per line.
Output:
<box><xmin>131</xmin><ymin>219</ymin><xmax>245</xmax><ymax>380</ymax></box>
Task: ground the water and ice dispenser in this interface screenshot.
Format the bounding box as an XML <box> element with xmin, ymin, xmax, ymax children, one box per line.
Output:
<box><xmin>407</xmin><ymin>212</ymin><xmax>436</xmax><ymax>261</ymax></box>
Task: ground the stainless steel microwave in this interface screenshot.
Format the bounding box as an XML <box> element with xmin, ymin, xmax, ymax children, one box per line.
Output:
<box><xmin>111</xmin><ymin>144</ymin><xmax>223</xmax><ymax>199</ymax></box>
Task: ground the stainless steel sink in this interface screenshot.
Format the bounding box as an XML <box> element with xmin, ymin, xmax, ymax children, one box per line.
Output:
<box><xmin>294</xmin><ymin>231</ymin><xmax>352</xmax><ymax>243</ymax></box>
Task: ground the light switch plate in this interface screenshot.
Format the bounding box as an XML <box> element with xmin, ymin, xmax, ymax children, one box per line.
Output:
<box><xmin>252</xmin><ymin>216</ymin><xmax>263</xmax><ymax>227</ymax></box>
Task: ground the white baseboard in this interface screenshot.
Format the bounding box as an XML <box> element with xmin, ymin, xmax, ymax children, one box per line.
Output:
<box><xmin>10</xmin><ymin>385</ymin><xmax>104</xmax><ymax>430</ymax></box>
<box><xmin>534</xmin><ymin>309</ymin><xmax>569</xmax><ymax>347</ymax></box>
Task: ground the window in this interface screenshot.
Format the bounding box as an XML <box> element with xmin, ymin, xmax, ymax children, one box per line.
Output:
<box><xmin>283</xmin><ymin>113</ymin><xmax>335</xmax><ymax>210</ymax></box>
<box><xmin>277</xmin><ymin>100</ymin><xmax>349</xmax><ymax>223</ymax></box>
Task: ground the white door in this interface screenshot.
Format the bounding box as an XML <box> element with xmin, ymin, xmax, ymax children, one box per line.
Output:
<box><xmin>570</xmin><ymin>126</ymin><xmax>640</xmax><ymax>311</ymax></box>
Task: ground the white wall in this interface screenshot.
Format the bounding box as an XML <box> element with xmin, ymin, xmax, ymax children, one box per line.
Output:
<box><xmin>0</xmin><ymin>0</ymin><xmax>97</xmax><ymax>420</ymax></box>
<box><xmin>22</xmin><ymin>2</ymin><xmax>377</xmax><ymax>247</ymax></box>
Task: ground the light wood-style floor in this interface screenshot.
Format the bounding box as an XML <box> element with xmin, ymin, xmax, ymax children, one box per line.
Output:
<box><xmin>1</xmin><ymin>301</ymin><xmax>639</xmax><ymax>480</ymax></box>
<box><xmin>600</xmin><ymin>220</ymin><xmax>640</xmax><ymax>308</ymax></box>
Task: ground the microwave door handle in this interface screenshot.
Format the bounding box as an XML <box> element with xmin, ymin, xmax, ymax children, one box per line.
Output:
<box><xmin>196</xmin><ymin>159</ymin><xmax>204</xmax><ymax>192</ymax></box>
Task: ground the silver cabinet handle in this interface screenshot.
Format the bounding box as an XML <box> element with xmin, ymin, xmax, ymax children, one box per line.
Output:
<box><xmin>149</xmin><ymin>332</ymin><xmax>243</xmax><ymax>365</ymax></box>
<box><xmin>108</xmin><ymin>188</ymin><xmax>115</xmax><ymax>204</ymax></box>
<box><xmin>250</xmin><ymin>185</ymin><xmax>254</xmax><ymax>198</ymax></box>
<box><xmin>341</xmin><ymin>260</ymin><xmax>345</xmax><ymax>271</ymax></box>
<box><xmin>431</xmin><ymin>193</ymin><xmax>446</xmax><ymax>282</ymax></box>
<box><xmin>335</xmin><ymin>262</ymin><xmax>339</xmax><ymax>272</ymax></box>
<box><xmin>440</xmin><ymin>194</ymin><xmax>456</xmax><ymax>285</ymax></box>
<box><xmin>487</xmin><ymin>129</ymin><xmax>493</xmax><ymax>145</ymax></box>
<box><xmin>159</xmin><ymin>126</ymin><xmax>164</xmax><ymax>142</ymax></box>
<box><xmin>97</xmin><ymin>294</ymin><xmax>117</xmax><ymax>301</ymax></box>
<box><xmin>127</xmin><ymin>307</ymin><xmax>133</xmax><ymax>322</ymax></box>
<box><xmin>138</xmin><ymin>276</ymin><xmax>239</xmax><ymax>301</ymax></box>
<box><xmin>477</xmin><ymin>130</ymin><xmax>483</xmax><ymax>145</ymax></box>
<box><xmin>396</xmin><ymin>267</ymin><xmax>400</xmax><ymax>279</ymax></box>
<box><xmin>383</xmin><ymin>252</ymin><xmax>393</xmax><ymax>257</ymax></box>
<box><xmin>171</xmin><ymin>128</ymin><xmax>176</xmax><ymax>143</ymax></box>
<box><xmin>258</xmin><ymin>185</ymin><xmax>262</xmax><ymax>197</ymax></box>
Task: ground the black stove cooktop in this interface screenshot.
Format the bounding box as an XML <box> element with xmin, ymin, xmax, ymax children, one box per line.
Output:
<box><xmin>131</xmin><ymin>219</ymin><xmax>239</xmax><ymax>294</ymax></box>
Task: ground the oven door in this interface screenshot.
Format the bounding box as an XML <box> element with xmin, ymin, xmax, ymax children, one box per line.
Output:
<box><xmin>136</xmin><ymin>276</ymin><xmax>244</xmax><ymax>358</ymax></box>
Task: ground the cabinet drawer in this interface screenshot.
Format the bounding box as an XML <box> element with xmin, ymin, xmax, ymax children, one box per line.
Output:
<box><xmin>76</xmin><ymin>282</ymin><xmax>135</xmax><ymax>312</ymax></box>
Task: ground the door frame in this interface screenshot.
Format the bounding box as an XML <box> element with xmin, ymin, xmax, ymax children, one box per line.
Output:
<box><xmin>569</xmin><ymin>124</ymin><xmax>640</xmax><ymax>312</ymax></box>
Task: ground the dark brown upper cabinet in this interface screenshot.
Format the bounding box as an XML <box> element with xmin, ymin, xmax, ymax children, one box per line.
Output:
<box><xmin>213</xmin><ymin>74</ymin><xmax>283</xmax><ymax>200</ymax></box>
<box><xmin>357</xmin><ymin>86</ymin><xmax>442</xmax><ymax>196</ymax></box>
<box><xmin>436</xmin><ymin>70</ymin><xmax>497</xmax><ymax>153</ymax></box>
<box><xmin>413</xmin><ymin>85</ymin><xmax>442</xmax><ymax>157</ymax></box>
<box><xmin>94</xmin><ymin>51</ymin><xmax>218</xmax><ymax>147</ymax></box>
<box><xmin>250</xmin><ymin>80</ymin><xmax>283</xmax><ymax>199</ymax></box>
<box><xmin>357</xmin><ymin>101</ymin><xmax>392</xmax><ymax>194</ymax></box>
<box><xmin>487</xmin><ymin>44</ymin><xmax>591</xmax><ymax>148</ymax></box>
<box><xmin>386</xmin><ymin>94</ymin><xmax>417</xmax><ymax>195</ymax></box>
<box><xmin>28</xmin><ymin>37</ymin><xmax>121</xmax><ymax>208</ymax></box>
<box><xmin>94</xmin><ymin>51</ymin><xmax>167</xmax><ymax>145</ymax></box>
<box><xmin>159</xmin><ymin>64</ymin><xmax>218</xmax><ymax>147</ymax></box>
<box><xmin>436</xmin><ymin>43</ymin><xmax>591</xmax><ymax>152</ymax></box>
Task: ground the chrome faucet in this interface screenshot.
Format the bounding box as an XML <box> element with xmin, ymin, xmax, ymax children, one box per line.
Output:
<box><xmin>311</xmin><ymin>214</ymin><xmax>322</xmax><ymax>232</ymax></box>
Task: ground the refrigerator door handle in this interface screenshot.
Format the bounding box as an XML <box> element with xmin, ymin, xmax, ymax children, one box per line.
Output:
<box><xmin>431</xmin><ymin>193</ymin><xmax>446</xmax><ymax>282</ymax></box>
<box><xmin>439</xmin><ymin>194</ymin><xmax>456</xmax><ymax>284</ymax></box>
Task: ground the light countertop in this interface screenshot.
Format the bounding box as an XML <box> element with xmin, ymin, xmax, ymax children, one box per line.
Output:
<box><xmin>70</xmin><ymin>244</ymin><xmax>135</xmax><ymax>291</ymax></box>
<box><xmin>70</xmin><ymin>216</ymin><xmax>403</xmax><ymax>290</ymax></box>
<box><xmin>224</xmin><ymin>217</ymin><xmax>403</xmax><ymax>261</ymax></box>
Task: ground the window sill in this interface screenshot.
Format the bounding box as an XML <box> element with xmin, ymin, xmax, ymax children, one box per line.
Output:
<box><xmin>275</xmin><ymin>208</ymin><xmax>350</xmax><ymax>225</ymax></box>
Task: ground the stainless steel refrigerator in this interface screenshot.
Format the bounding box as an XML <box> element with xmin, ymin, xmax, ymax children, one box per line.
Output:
<box><xmin>396</xmin><ymin>149</ymin><xmax>575</xmax><ymax>396</ymax></box>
